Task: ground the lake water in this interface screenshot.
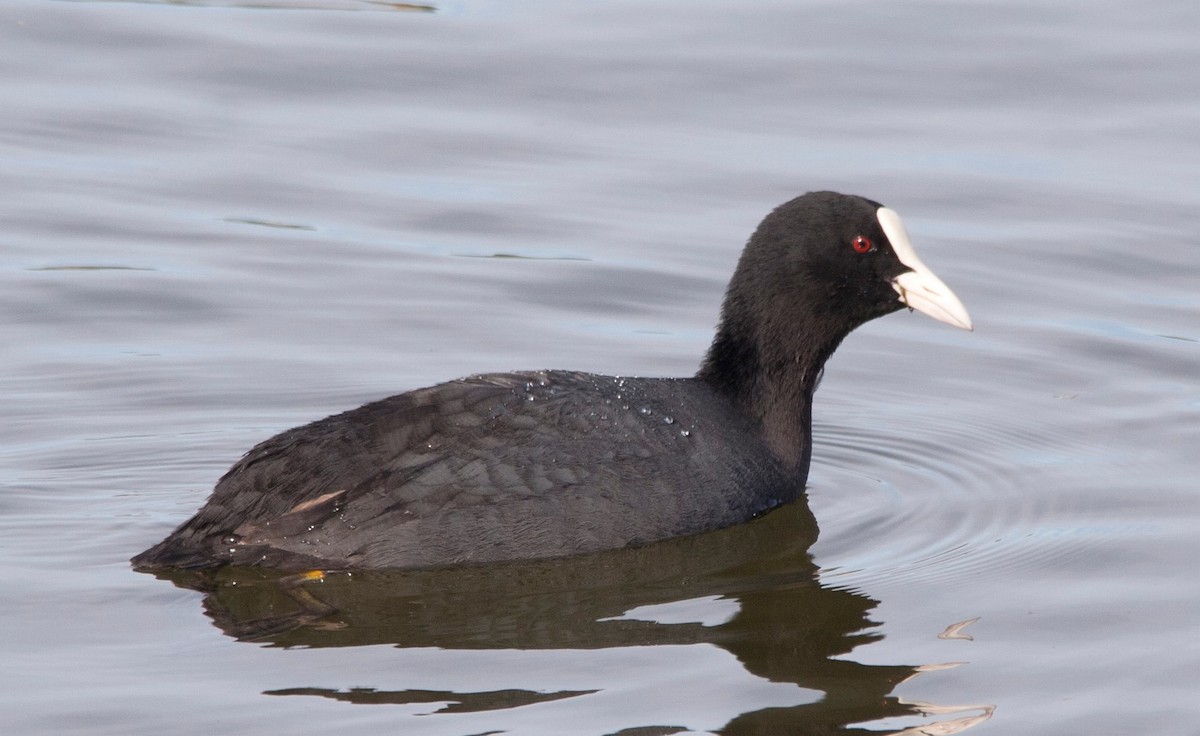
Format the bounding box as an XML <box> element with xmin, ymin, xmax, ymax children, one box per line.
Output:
<box><xmin>3</xmin><ymin>0</ymin><xmax>1197</xmax><ymax>733</ymax></box>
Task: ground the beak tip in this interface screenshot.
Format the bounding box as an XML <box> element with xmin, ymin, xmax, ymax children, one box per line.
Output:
<box><xmin>952</xmin><ymin>312</ymin><xmax>975</xmax><ymax>332</ymax></box>
<box><xmin>943</xmin><ymin>308</ymin><xmax>973</xmax><ymax>333</ymax></box>
<box><xmin>931</xmin><ymin>310</ymin><xmax>974</xmax><ymax>333</ymax></box>
<box><xmin>892</xmin><ymin>273</ymin><xmax>973</xmax><ymax>333</ymax></box>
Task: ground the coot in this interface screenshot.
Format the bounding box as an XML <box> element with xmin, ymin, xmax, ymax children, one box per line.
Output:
<box><xmin>133</xmin><ymin>191</ymin><xmax>971</xmax><ymax>571</ymax></box>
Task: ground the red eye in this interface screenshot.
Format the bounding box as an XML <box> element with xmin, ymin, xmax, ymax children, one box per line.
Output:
<box><xmin>851</xmin><ymin>235</ymin><xmax>874</xmax><ymax>254</ymax></box>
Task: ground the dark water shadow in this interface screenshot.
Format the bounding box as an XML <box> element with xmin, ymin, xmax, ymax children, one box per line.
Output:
<box><xmin>148</xmin><ymin>500</ymin><xmax>986</xmax><ymax>733</ymax></box>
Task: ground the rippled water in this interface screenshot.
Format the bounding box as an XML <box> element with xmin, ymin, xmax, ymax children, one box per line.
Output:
<box><xmin>4</xmin><ymin>0</ymin><xmax>1198</xmax><ymax>734</ymax></box>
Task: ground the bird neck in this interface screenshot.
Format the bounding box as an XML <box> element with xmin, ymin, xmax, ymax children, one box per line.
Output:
<box><xmin>697</xmin><ymin>311</ymin><xmax>848</xmax><ymax>473</ymax></box>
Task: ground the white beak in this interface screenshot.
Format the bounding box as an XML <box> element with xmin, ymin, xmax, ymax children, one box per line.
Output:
<box><xmin>877</xmin><ymin>207</ymin><xmax>974</xmax><ymax>331</ymax></box>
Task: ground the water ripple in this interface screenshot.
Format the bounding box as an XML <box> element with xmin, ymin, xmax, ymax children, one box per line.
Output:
<box><xmin>807</xmin><ymin>399</ymin><xmax>1114</xmax><ymax>593</ymax></box>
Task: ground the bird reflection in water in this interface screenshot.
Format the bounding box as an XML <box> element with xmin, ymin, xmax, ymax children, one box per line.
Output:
<box><xmin>149</xmin><ymin>498</ymin><xmax>993</xmax><ymax>734</ymax></box>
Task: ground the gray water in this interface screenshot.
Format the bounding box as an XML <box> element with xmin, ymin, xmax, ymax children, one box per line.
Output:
<box><xmin>3</xmin><ymin>0</ymin><xmax>1197</xmax><ymax>733</ymax></box>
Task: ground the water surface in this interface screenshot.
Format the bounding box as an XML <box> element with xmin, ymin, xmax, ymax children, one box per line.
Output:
<box><xmin>3</xmin><ymin>0</ymin><xmax>1198</xmax><ymax>734</ymax></box>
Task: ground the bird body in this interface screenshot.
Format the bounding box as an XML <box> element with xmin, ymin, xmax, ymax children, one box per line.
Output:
<box><xmin>144</xmin><ymin>371</ymin><xmax>798</xmax><ymax>569</ymax></box>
